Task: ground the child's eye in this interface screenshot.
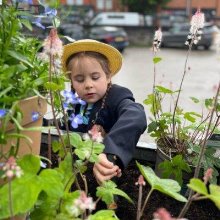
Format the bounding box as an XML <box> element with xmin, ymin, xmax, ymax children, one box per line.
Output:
<box><xmin>92</xmin><ymin>76</ymin><xmax>100</xmax><ymax>80</ymax></box>
<box><xmin>74</xmin><ymin>76</ymin><xmax>84</xmax><ymax>83</ymax></box>
<box><xmin>91</xmin><ymin>73</ymin><xmax>100</xmax><ymax>80</ymax></box>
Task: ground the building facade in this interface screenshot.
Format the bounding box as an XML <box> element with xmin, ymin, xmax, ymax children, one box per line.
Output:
<box><xmin>59</xmin><ymin>0</ymin><xmax>124</xmax><ymax>12</ymax></box>
<box><xmin>166</xmin><ymin>0</ymin><xmax>220</xmax><ymax>19</ymax></box>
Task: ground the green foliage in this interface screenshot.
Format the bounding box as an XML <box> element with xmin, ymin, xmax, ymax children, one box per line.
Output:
<box><xmin>188</xmin><ymin>179</ymin><xmax>220</xmax><ymax>209</ymax></box>
<box><xmin>158</xmin><ymin>155</ymin><xmax>192</xmax><ymax>186</ymax></box>
<box><xmin>136</xmin><ymin>161</ymin><xmax>187</xmax><ymax>202</ymax></box>
<box><xmin>88</xmin><ymin>210</ymin><xmax>119</xmax><ymax>220</ymax></box>
<box><xmin>0</xmin><ymin>155</ymin><xmax>42</xmax><ymax>219</ymax></box>
<box><xmin>143</xmin><ymin>73</ymin><xmax>220</xmax><ymax>186</ymax></box>
<box><xmin>68</xmin><ymin>132</ymin><xmax>105</xmax><ymax>163</ymax></box>
<box><xmin>96</xmin><ymin>181</ymin><xmax>133</xmax><ymax>205</ymax></box>
<box><xmin>153</xmin><ymin>57</ymin><xmax>162</xmax><ymax>64</ymax></box>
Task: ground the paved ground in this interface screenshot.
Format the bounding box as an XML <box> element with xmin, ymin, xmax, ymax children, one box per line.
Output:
<box><xmin>113</xmin><ymin>47</ymin><xmax>220</xmax><ymax>143</ymax></box>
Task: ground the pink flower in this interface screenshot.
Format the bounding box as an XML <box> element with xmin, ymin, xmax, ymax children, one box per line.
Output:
<box><xmin>42</xmin><ymin>28</ymin><xmax>63</xmax><ymax>57</ymax></box>
<box><xmin>88</xmin><ymin>125</ymin><xmax>104</xmax><ymax>143</ymax></box>
<box><xmin>153</xmin><ymin>208</ymin><xmax>173</xmax><ymax>220</ymax></box>
<box><xmin>191</xmin><ymin>9</ymin><xmax>205</xmax><ymax>30</ymax></box>
<box><xmin>74</xmin><ymin>191</ymin><xmax>96</xmax><ymax>212</ymax></box>
<box><xmin>185</xmin><ymin>9</ymin><xmax>205</xmax><ymax>46</ymax></box>
<box><xmin>153</xmin><ymin>208</ymin><xmax>188</xmax><ymax>220</ymax></box>
<box><xmin>135</xmin><ymin>175</ymin><xmax>146</xmax><ymax>186</ymax></box>
<box><xmin>153</xmin><ymin>28</ymin><xmax>163</xmax><ymax>52</ymax></box>
<box><xmin>203</xmin><ymin>168</ymin><xmax>213</xmax><ymax>184</ymax></box>
<box><xmin>1</xmin><ymin>156</ymin><xmax>23</xmax><ymax>179</ymax></box>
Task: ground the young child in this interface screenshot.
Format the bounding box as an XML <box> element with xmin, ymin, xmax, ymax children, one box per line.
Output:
<box><xmin>62</xmin><ymin>39</ymin><xmax>147</xmax><ymax>185</ymax></box>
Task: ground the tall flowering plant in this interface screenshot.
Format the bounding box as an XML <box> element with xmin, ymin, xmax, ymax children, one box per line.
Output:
<box><xmin>144</xmin><ymin>9</ymin><xmax>220</xmax><ymax>185</ymax></box>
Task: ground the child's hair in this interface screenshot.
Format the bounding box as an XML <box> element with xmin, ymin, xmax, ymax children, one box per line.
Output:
<box><xmin>66</xmin><ymin>51</ymin><xmax>111</xmax><ymax>78</ymax></box>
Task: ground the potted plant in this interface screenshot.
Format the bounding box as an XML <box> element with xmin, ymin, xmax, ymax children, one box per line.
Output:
<box><xmin>143</xmin><ymin>10</ymin><xmax>220</xmax><ymax>186</ymax></box>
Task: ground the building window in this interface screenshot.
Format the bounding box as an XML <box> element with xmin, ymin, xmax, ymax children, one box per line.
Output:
<box><xmin>67</xmin><ymin>0</ymin><xmax>83</xmax><ymax>5</ymax></box>
<box><xmin>96</xmin><ymin>0</ymin><xmax>112</xmax><ymax>10</ymax></box>
<box><xmin>106</xmin><ymin>0</ymin><xmax>112</xmax><ymax>10</ymax></box>
<box><xmin>75</xmin><ymin>0</ymin><xmax>83</xmax><ymax>4</ymax></box>
<box><xmin>97</xmin><ymin>0</ymin><xmax>104</xmax><ymax>9</ymax></box>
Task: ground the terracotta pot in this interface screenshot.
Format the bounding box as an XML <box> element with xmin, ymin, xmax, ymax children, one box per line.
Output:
<box><xmin>2</xmin><ymin>96</ymin><xmax>47</xmax><ymax>159</ymax></box>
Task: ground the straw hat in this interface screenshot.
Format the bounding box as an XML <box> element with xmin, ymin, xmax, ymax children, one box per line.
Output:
<box><xmin>62</xmin><ymin>39</ymin><xmax>122</xmax><ymax>76</ymax></box>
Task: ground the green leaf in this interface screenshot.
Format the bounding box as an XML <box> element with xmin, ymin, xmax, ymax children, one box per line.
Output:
<box><xmin>158</xmin><ymin>155</ymin><xmax>191</xmax><ymax>186</ymax></box>
<box><xmin>96</xmin><ymin>181</ymin><xmax>132</xmax><ymax>205</ymax></box>
<box><xmin>208</xmin><ymin>184</ymin><xmax>220</xmax><ymax>209</ymax></box>
<box><xmin>20</xmin><ymin>19</ymin><xmax>33</xmax><ymax>31</ymax></box>
<box><xmin>155</xmin><ymin>85</ymin><xmax>173</xmax><ymax>94</ymax></box>
<box><xmin>153</xmin><ymin>57</ymin><xmax>162</xmax><ymax>64</ymax></box>
<box><xmin>39</xmin><ymin>169</ymin><xmax>64</xmax><ymax>198</ymax></box>
<box><xmin>55</xmin><ymin>153</ymin><xmax>74</xmax><ymax>192</ymax></box>
<box><xmin>7</xmin><ymin>50</ymin><xmax>33</xmax><ymax>67</ymax></box>
<box><xmin>44</xmin><ymin>82</ymin><xmax>63</xmax><ymax>91</ymax></box>
<box><xmin>0</xmin><ymin>174</ymin><xmax>42</xmax><ymax>219</ymax></box>
<box><xmin>184</xmin><ymin>111</ymin><xmax>201</xmax><ymax>123</ymax></box>
<box><xmin>136</xmin><ymin>162</ymin><xmax>187</xmax><ymax>202</ymax></box>
<box><xmin>187</xmin><ymin>178</ymin><xmax>208</xmax><ymax>195</ymax></box>
<box><xmin>88</xmin><ymin>210</ymin><xmax>118</xmax><ymax>220</ymax></box>
<box><xmin>18</xmin><ymin>154</ymin><xmax>41</xmax><ymax>174</ymax></box>
<box><xmin>190</xmin><ymin>97</ymin><xmax>200</xmax><ymax>103</ymax></box>
<box><xmin>68</xmin><ymin>132</ymin><xmax>82</xmax><ymax>148</ymax></box>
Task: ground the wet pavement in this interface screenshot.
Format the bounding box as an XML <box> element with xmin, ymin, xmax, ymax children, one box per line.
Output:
<box><xmin>113</xmin><ymin>47</ymin><xmax>220</xmax><ymax>142</ymax></box>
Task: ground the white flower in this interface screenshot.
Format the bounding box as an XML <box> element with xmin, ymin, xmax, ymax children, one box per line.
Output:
<box><xmin>191</xmin><ymin>9</ymin><xmax>205</xmax><ymax>30</ymax></box>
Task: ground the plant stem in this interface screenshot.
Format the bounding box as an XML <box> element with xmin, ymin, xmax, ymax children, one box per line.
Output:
<box><xmin>178</xmin><ymin>82</ymin><xmax>220</xmax><ymax>218</ymax></box>
<box><xmin>48</xmin><ymin>55</ymin><xmax>67</xmax><ymax>154</ymax></box>
<box><xmin>8</xmin><ymin>180</ymin><xmax>14</xmax><ymax>220</ymax></box>
<box><xmin>139</xmin><ymin>188</ymin><xmax>154</xmax><ymax>219</ymax></box>
<box><xmin>172</xmin><ymin>44</ymin><xmax>192</xmax><ymax>140</ymax></box>
<box><xmin>136</xmin><ymin>184</ymin><xmax>143</xmax><ymax>220</ymax></box>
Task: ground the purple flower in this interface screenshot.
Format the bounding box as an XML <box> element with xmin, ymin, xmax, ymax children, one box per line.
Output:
<box><xmin>0</xmin><ymin>109</ymin><xmax>6</xmax><ymax>118</ymax></box>
<box><xmin>32</xmin><ymin>111</ymin><xmax>39</xmax><ymax>121</ymax></box>
<box><xmin>32</xmin><ymin>17</ymin><xmax>46</xmax><ymax>29</ymax></box>
<box><xmin>44</xmin><ymin>7</ymin><xmax>57</xmax><ymax>18</ymax></box>
<box><xmin>69</xmin><ymin>113</ymin><xmax>84</xmax><ymax>129</ymax></box>
<box><xmin>61</xmin><ymin>90</ymin><xmax>86</xmax><ymax>107</ymax></box>
<box><xmin>78</xmin><ymin>98</ymin><xmax>86</xmax><ymax>105</ymax></box>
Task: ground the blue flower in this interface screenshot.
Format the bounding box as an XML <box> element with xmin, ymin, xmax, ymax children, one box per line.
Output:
<box><xmin>0</xmin><ymin>109</ymin><xmax>7</xmax><ymax>118</ymax></box>
<box><xmin>69</xmin><ymin>113</ymin><xmax>84</xmax><ymax>129</ymax></box>
<box><xmin>32</xmin><ymin>17</ymin><xmax>46</xmax><ymax>29</ymax></box>
<box><xmin>44</xmin><ymin>7</ymin><xmax>57</xmax><ymax>18</ymax></box>
<box><xmin>61</xmin><ymin>90</ymin><xmax>87</xmax><ymax>107</ymax></box>
<box><xmin>78</xmin><ymin>98</ymin><xmax>86</xmax><ymax>105</ymax></box>
<box><xmin>32</xmin><ymin>111</ymin><xmax>40</xmax><ymax>121</ymax></box>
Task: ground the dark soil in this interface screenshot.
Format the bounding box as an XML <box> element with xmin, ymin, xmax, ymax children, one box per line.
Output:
<box><xmin>114</xmin><ymin>160</ymin><xmax>220</xmax><ymax>220</ymax></box>
<box><xmin>40</xmin><ymin>143</ymin><xmax>220</xmax><ymax>220</ymax></box>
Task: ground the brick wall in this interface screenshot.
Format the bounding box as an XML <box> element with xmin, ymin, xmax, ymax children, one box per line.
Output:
<box><xmin>166</xmin><ymin>0</ymin><xmax>220</xmax><ymax>16</ymax></box>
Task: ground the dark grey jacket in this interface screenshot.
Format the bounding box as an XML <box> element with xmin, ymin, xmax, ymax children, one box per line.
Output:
<box><xmin>67</xmin><ymin>84</ymin><xmax>147</xmax><ymax>168</ymax></box>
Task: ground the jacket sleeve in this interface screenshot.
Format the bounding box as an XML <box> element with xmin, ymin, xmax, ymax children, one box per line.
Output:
<box><xmin>103</xmin><ymin>98</ymin><xmax>147</xmax><ymax>168</ymax></box>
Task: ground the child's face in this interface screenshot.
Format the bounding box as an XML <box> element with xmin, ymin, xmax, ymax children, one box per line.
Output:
<box><xmin>69</xmin><ymin>56</ymin><xmax>111</xmax><ymax>104</ymax></box>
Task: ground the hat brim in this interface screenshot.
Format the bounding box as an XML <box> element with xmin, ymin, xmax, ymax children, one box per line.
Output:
<box><xmin>62</xmin><ymin>39</ymin><xmax>122</xmax><ymax>76</ymax></box>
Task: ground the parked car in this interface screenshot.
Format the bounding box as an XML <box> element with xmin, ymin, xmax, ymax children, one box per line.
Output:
<box><xmin>87</xmin><ymin>26</ymin><xmax>129</xmax><ymax>52</ymax></box>
<box><xmin>90</xmin><ymin>12</ymin><xmax>144</xmax><ymax>26</ymax></box>
<box><xmin>161</xmin><ymin>22</ymin><xmax>218</xmax><ymax>50</ymax></box>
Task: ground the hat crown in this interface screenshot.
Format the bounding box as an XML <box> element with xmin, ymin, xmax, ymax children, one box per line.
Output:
<box><xmin>62</xmin><ymin>39</ymin><xmax>122</xmax><ymax>76</ymax></box>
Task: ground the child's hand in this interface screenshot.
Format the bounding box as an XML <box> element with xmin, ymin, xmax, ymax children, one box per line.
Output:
<box><xmin>93</xmin><ymin>153</ymin><xmax>121</xmax><ymax>185</ymax></box>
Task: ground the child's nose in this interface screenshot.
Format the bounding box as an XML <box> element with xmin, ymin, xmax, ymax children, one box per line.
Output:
<box><xmin>85</xmin><ymin>79</ymin><xmax>93</xmax><ymax>89</ymax></box>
